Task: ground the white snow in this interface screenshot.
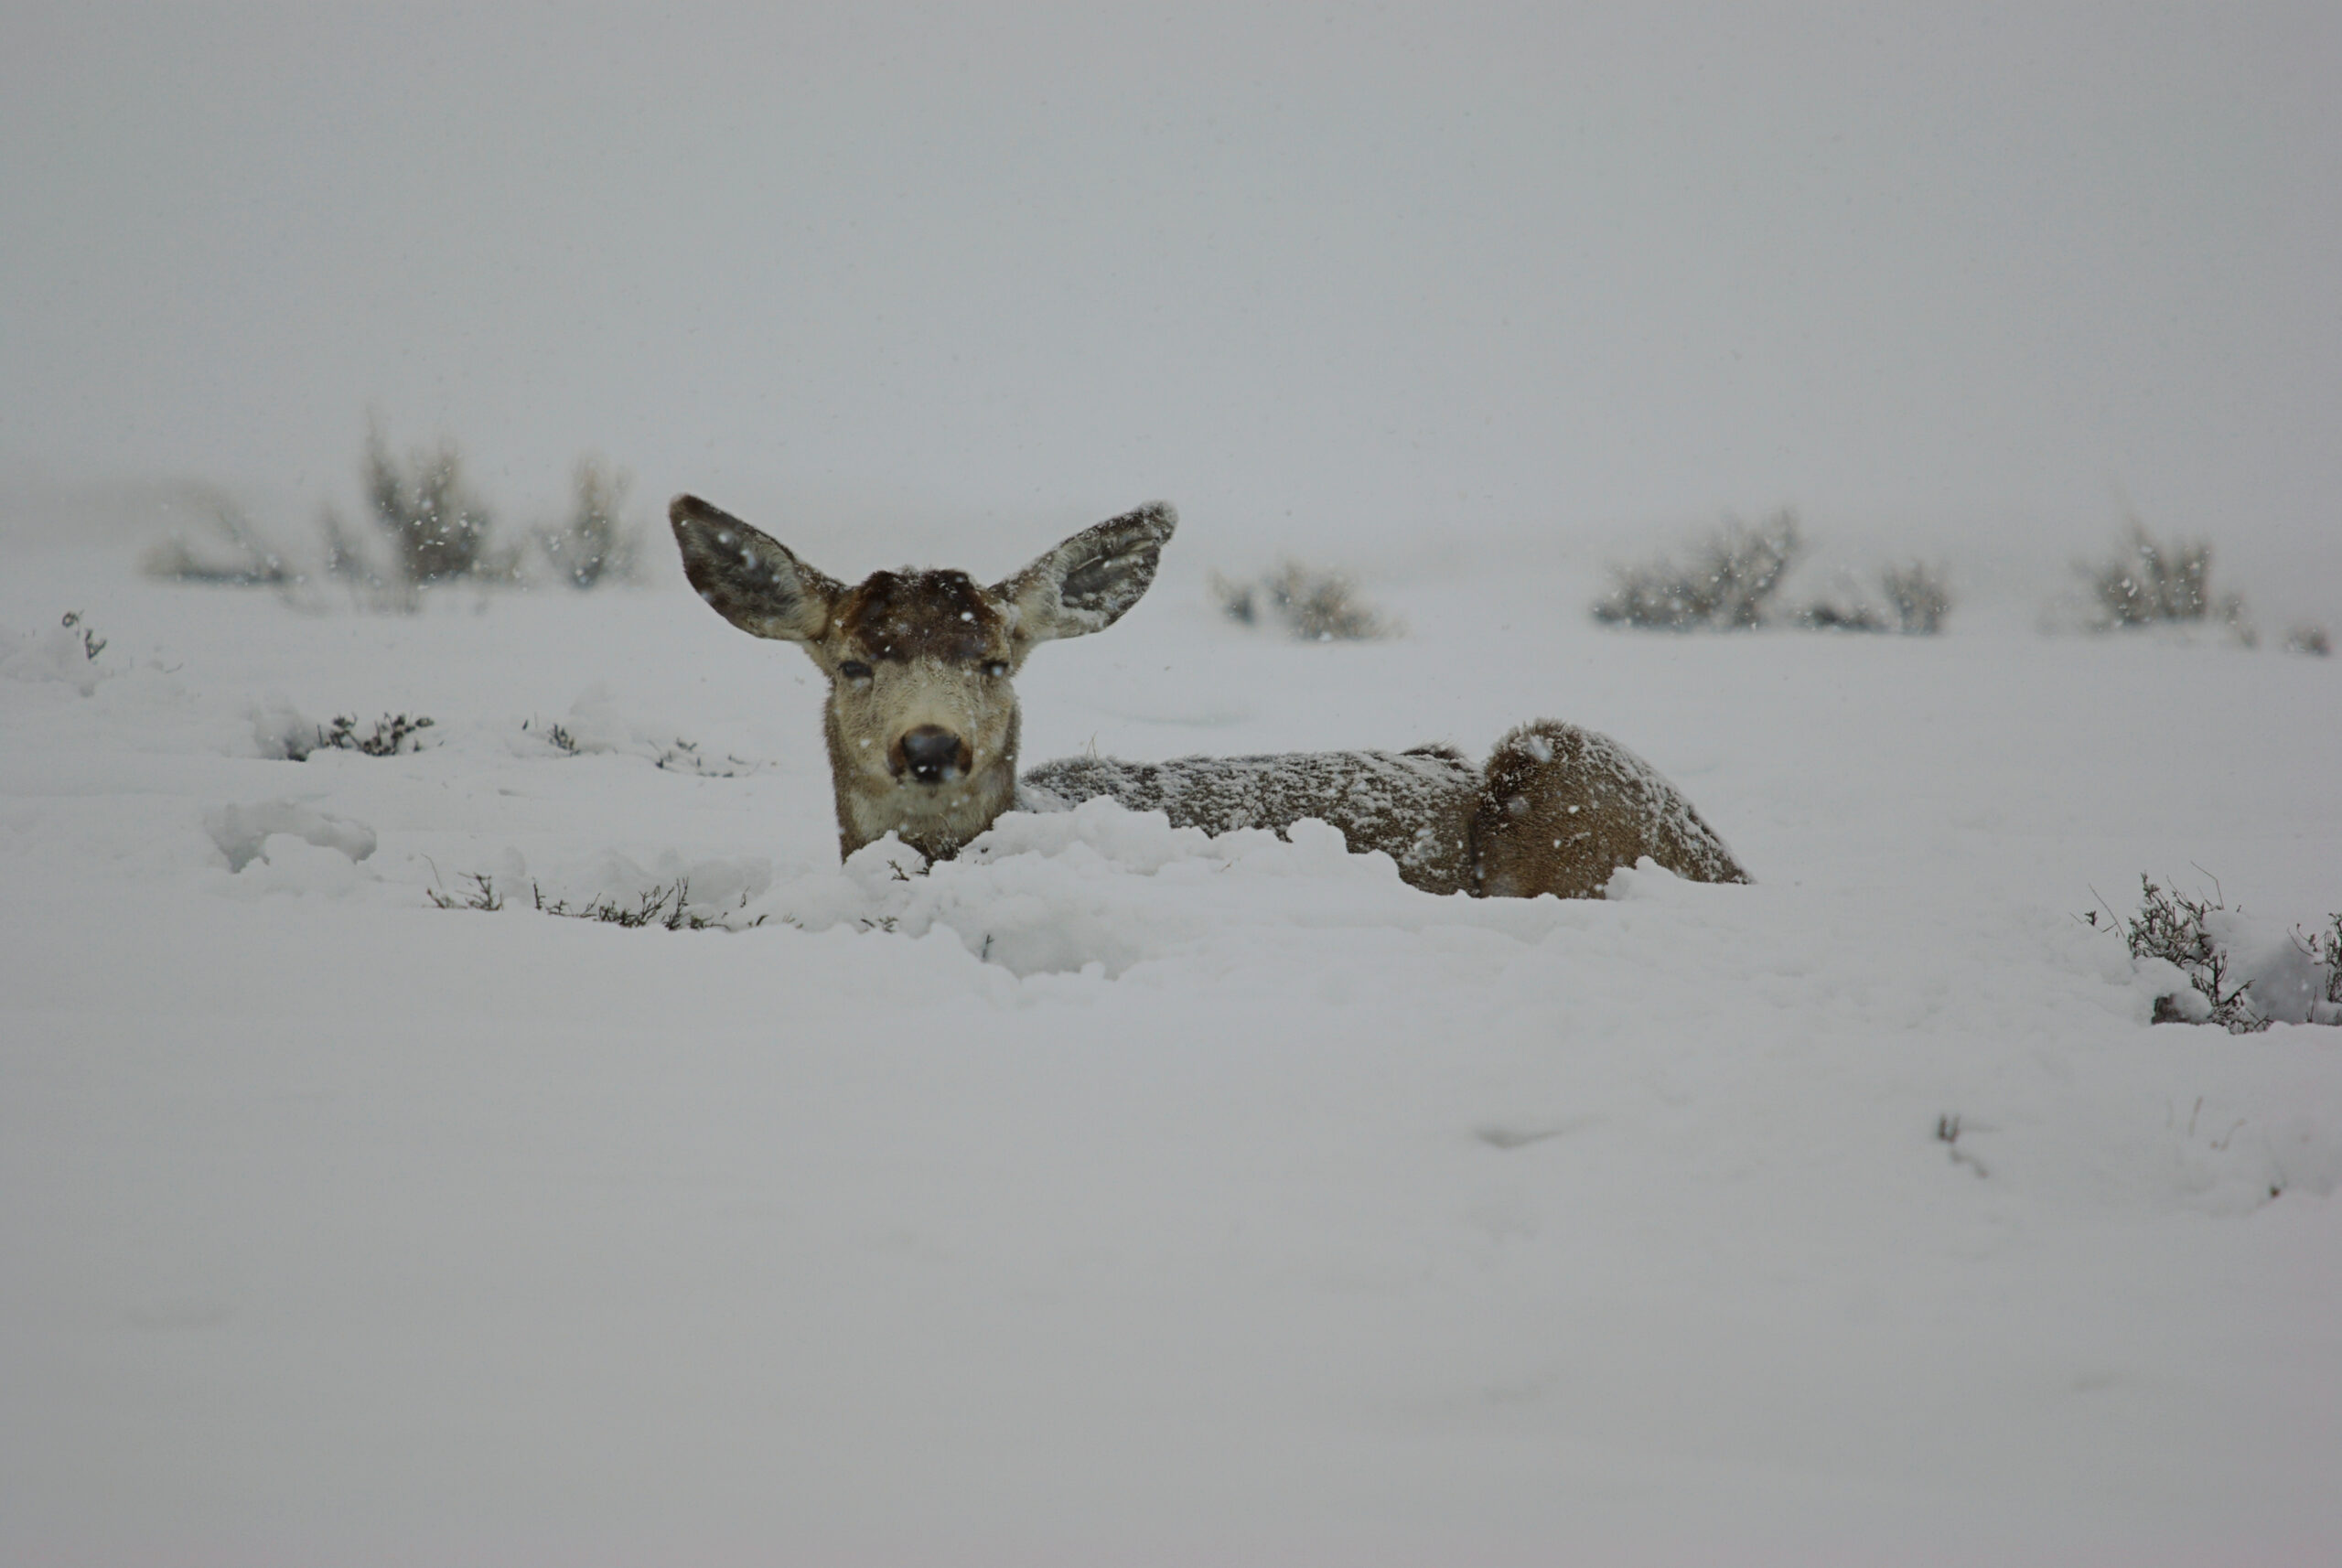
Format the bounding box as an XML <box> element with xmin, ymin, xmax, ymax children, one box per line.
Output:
<box><xmin>4</xmin><ymin>541</ymin><xmax>2341</xmax><ymax>1565</ymax></box>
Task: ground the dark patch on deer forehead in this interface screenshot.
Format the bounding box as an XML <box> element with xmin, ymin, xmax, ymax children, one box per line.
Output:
<box><xmin>836</xmin><ymin>570</ymin><xmax>1005</xmax><ymax>661</ymax></box>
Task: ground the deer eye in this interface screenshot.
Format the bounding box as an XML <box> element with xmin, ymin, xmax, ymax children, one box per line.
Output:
<box><xmin>982</xmin><ymin>660</ymin><xmax>1009</xmax><ymax>679</ymax></box>
<box><xmin>838</xmin><ymin>660</ymin><xmax>873</xmax><ymax>682</ymax></box>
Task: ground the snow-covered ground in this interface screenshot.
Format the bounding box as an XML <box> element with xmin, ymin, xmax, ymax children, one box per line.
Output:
<box><xmin>5</xmin><ymin>522</ymin><xmax>2340</xmax><ymax>1565</ymax></box>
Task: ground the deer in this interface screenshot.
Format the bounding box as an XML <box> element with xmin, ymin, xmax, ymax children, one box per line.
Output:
<box><xmin>669</xmin><ymin>493</ymin><xmax>1749</xmax><ymax>899</ymax></box>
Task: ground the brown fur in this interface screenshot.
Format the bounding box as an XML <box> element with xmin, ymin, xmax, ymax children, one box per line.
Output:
<box><xmin>671</xmin><ymin>494</ymin><xmax>1751</xmax><ymax>898</ymax></box>
<box><xmin>833</xmin><ymin>570</ymin><xmax>1005</xmax><ymax>664</ymax></box>
<box><xmin>1473</xmin><ymin>721</ymin><xmax>1749</xmax><ymax>897</ymax></box>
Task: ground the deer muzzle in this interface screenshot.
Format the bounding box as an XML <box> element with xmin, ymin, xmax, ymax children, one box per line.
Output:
<box><xmin>894</xmin><ymin>725</ymin><xmax>972</xmax><ymax>785</ymax></box>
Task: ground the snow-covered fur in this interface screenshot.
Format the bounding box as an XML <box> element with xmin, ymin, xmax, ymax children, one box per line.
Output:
<box><xmin>1022</xmin><ymin>746</ymin><xmax>1483</xmax><ymax>895</ymax></box>
<box><xmin>671</xmin><ymin>495</ymin><xmax>1749</xmax><ymax>898</ymax></box>
<box><xmin>1020</xmin><ymin>725</ymin><xmax>1746</xmax><ymax>898</ymax></box>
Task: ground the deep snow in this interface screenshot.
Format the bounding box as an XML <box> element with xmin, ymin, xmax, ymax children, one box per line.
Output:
<box><xmin>4</xmin><ymin>527</ymin><xmax>2341</xmax><ymax>1564</ymax></box>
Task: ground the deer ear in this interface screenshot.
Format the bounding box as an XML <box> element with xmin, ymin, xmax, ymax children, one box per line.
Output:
<box><xmin>993</xmin><ymin>501</ymin><xmax>1176</xmax><ymax>646</ymax></box>
<box><xmin>671</xmin><ymin>495</ymin><xmax>842</xmax><ymax>643</ymax></box>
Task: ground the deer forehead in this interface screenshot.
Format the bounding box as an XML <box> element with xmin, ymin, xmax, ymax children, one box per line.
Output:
<box><xmin>831</xmin><ymin>569</ymin><xmax>1008</xmax><ymax>662</ymax></box>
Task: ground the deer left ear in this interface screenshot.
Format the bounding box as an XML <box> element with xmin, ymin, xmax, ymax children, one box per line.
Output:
<box><xmin>993</xmin><ymin>501</ymin><xmax>1176</xmax><ymax>646</ymax></box>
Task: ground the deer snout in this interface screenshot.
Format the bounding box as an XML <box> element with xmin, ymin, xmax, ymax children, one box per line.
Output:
<box><xmin>894</xmin><ymin>725</ymin><xmax>972</xmax><ymax>785</ymax></box>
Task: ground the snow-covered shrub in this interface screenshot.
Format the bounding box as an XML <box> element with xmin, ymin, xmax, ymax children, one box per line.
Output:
<box><xmin>1593</xmin><ymin>511</ymin><xmax>1804</xmax><ymax>630</ymax></box>
<box><xmin>2103</xmin><ymin>875</ymin><xmax>2342</xmax><ymax>1032</ymax></box>
<box><xmin>2079</xmin><ymin>521</ymin><xmax>2248</xmax><ymax>636</ymax></box>
<box><xmin>540</xmin><ymin>456</ymin><xmax>642</xmax><ymax>589</ymax></box>
<box><xmin>2119</xmin><ymin>875</ymin><xmax>2271</xmax><ymax>1033</ymax></box>
<box><xmin>1210</xmin><ymin>561</ymin><xmax>1397</xmax><ymax>640</ymax></box>
<box><xmin>2285</xmin><ymin>623</ymin><xmax>2332</xmax><ymax>657</ymax></box>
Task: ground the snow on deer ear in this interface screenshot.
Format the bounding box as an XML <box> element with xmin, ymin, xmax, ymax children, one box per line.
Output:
<box><xmin>670</xmin><ymin>494</ymin><xmax>843</xmax><ymax>644</ymax></box>
<box><xmin>993</xmin><ymin>501</ymin><xmax>1176</xmax><ymax>646</ymax></box>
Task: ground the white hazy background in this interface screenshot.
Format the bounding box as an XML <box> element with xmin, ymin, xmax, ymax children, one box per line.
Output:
<box><xmin>5</xmin><ymin>1</ymin><xmax>2339</xmax><ymax>589</ymax></box>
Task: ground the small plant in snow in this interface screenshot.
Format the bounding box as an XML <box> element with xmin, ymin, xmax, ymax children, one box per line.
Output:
<box><xmin>1593</xmin><ymin>510</ymin><xmax>1804</xmax><ymax>630</ymax></box>
<box><xmin>1935</xmin><ymin>1112</ymin><xmax>1987</xmax><ymax>1177</ymax></box>
<box><xmin>522</xmin><ymin>718</ymin><xmax>582</xmax><ymax>755</ymax></box>
<box><xmin>2284</xmin><ymin>624</ymin><xmax>2332</xmax><ymax>657</ymax></box>
<box><xmin>1211</xmin><ymin>561</ymin><xmax>1397</xmax><ymax>641</ymax></box>
<box><xmin>540</xmin><ymin>456</ymin><xmax>642</xmax><ymax>588</ymax></box>
<box><xmin>532</xmin><ymin>878</ymin><xmax>765</xmax><ymax>930</ymax></box>
<box><xmin>427</xmin><ymin>871</ymin><xmax>505</xmax><ymax>911</ymax></box>
<box><xmin>2107</xmin><ymin>875</ymin><xmax>2271</xmax><ymax>1033</ymax></box>
<box><xmin>654</xmin><ymin>737</ymin><xmax>753</xmax><ymax>777</ymax></box>
<box><xmin>309</xmin><ymin>713</ymin><xmax>436</xmax><ymax>757</ymax></box>
<box><xmin>59</xmin><ymin>611</ymin><xmax>106</xmax><ymax>661</ymax></box>
<box><xmin>2079</xmin><ymin>520</ymin><xmax>2250</xmax><ymax>637</ymax></box>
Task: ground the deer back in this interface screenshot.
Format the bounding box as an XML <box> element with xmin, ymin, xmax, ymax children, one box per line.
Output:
<box><xmin>1022</xmin><ymin>746</ymin><xmax>1481</xmax><ymax>896</ymax></box>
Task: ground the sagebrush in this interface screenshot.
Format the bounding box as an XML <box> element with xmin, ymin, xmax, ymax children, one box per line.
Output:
<box><xmin>1879</xmin><ymin>561</ymin><xmax>1953</xmax><ymax>634</ymax></box>
<box><xmin>1593</xmin><ymin>511</ymin><xmax>1804</xmax><ymax>630</ymax></box>
<box><xmin>314</xmin><ymin>426</ymin><xmax>639</xmax><ymax>606</ymax></box>
<box><xmin>540</xmin><ymin>456</ymin><xmax>642</xmax><ymax>588</ymax></box>
<box><xmin>2079</xmin><ymin>520</ymin><xmax>2250</xmax><ymax>638</ymax></box>
<box><xmin>1794</xmin><ymin>563</ymin><xmax>1950</xmax><ymax>635</ymax></box>
<box><xmin>360</xmin><ymin>424</ymin><xmax>511</xmax><ymax>587</ymax></box>
<box><xmin>1210</xmin><ymin>562</ymin><xmax>1396</xmax><ymax>641</ymax></box>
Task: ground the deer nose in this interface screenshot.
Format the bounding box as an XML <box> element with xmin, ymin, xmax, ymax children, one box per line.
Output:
<box><xmin>897</xmin><ymin>725</ymin><xmax>967</xmax><ymax>784</ymax></box>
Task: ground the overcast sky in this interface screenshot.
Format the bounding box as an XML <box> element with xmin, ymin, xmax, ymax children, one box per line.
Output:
<box><xmin>5</xmin><ymin>1</ymin><xmax>2338</xmax><ymax>574</ymax></box>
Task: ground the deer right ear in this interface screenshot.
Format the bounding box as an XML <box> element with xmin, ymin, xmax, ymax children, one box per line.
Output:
<box><xmin>993</xmin><ymin>500</ymin><xmax>1177</xmax><ymax>647</ymax></box>
<box><xmin>671</xmin><ymin>495</ymin><xmax>842</xmax><ymax>643</ymax></box>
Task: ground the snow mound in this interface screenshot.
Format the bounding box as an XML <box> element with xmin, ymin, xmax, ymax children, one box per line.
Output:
<box><xmin>1</xmin><ymin>617</ymin><xmax>113</xmax><ymax>695</ymax></box>
<box><xmin>747</xmin><ymin>795</ymin><xmax>1597</xmax><ymax>976</ymax></box>
<box><xmin>204</xmin><ymin>800</ymin><xmax>378</xmax><ymax>874</ymax></box>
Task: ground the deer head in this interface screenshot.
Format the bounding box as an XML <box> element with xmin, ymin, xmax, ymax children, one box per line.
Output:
<box><xmin>671</xmin><ymin>494</ymin><xmax>1176</xmax><ymax>863</ymax></box>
